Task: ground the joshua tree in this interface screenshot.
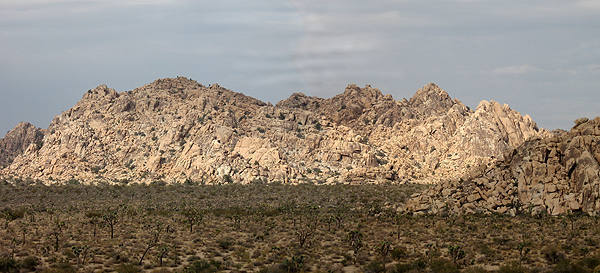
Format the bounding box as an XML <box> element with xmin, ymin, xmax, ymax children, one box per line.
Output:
<box><xmin>280</xmin><ymin>201</ymin><xmax>298</xmax><ymax>228</ymax></box>
<box><xmin>28</xmin><ymin>209</ymin><xmax>36</xmax><ymax>223</ymax></box>
<box><xmin>16</xmin><ymin>219</ymin><xmax>28</xmax><ymax>245</ymax></box>
<box><xmin>347</xmin><ymin>229</ymin><xmax>363</xmax><ymax>264</ymax></box>
<box><xmin>9</xmin><ymin>237</ymin><xmax>18</xmax><ymax>259</ymax></box>
<box><xmin>517</xmin><ymin>241</ymin><xmax>531</xmax><ymax>265</ymax></box>
<box><xmin>103</xmin><ymin>209</ymin><xmax>118</xmax><ymax>239</ymax></box>
<box><xmin>564</xmin><ymin>211</ymin><xmax>581</xmax><ymax>239</ymax></box>
<box><xmin>223</xmin><ymin>207</ymin><xmax>246</xmax><ymax>231</ymax></box>
<box><xmin>448</xmin><ymin>245</ymin><xmax>466</xmax><ymax>267</ymax></box>
<box><xmin>323</xmin><ymin>214</ymin><xmax>335</xmax><ymax>232</ymax></box>
<box><xmin>293</xmin><ymin>205</ymin><xmax>319</xmax><ymax>250</ymax></box>
<box><xmin>50</xmin><ymin>217</ymin><xmax>66</xmax><ymax>251</ymax></box>
<box><xmin>394</xmin><ymin>213</ymin><xmax>403</xmax><ymax>240</ymax></box>
<box><xmin>139</xmin><ymin>222</ymin><xmax>163</xmax><ymax>265</ymax></box>
<box><xmin>425</xmin><ymin>243</ymin><xmax>440</xmax><ymax>263</ymax></box>
<box><xmin>294</xmin><ymin>219</ymin><xmax>317</xmax><ymax>250</ymax></box>
<box><xmin>332</xmin><ymin>205</ymin><xmax>347</xmax><ymax>229</ymax></box>
<box><xmin>181</xmin><ymin>207</ymin><xmax>203</xmax><ymax>233</ymax></box>
<box><xmin>158</xmin><ymin>245</ymin><xmax>169</xmax><ymax>267</ymax></box>
<box><xmin>377</xmin><ymin>241</ymin><xmax>392</xmax><ymax>262</ymax></box>
<box><xmin>72</xmin><ymin>245</ymin><xmax>90</xmax><ymax>266</ymax></box>
<box><xmin>85</xmin><ymin>210</ymin><xmax>102</xmax><ymax>238</ymax></box>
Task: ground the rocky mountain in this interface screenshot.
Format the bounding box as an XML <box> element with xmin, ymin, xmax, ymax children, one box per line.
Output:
<box><xmin>406</xmin><ymin>117</ymin><xmax>600</xmax><ymax>216</ymax></box>
<box><xmin>0</xmin><ymin>122</ymin><xmax>44</xmax><ymax>168</ymax></box>
<box><xmin>1</xmin><ymin>77</ymin><xmax>546</xmax><ymax>184</ymax></box>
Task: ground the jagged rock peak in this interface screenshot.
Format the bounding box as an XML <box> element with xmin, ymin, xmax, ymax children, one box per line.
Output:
<box><xmin>276</xmin><ymin>92</ymin><xmax>323</xmax><ymax>110</ymax></box>
<box><xmin>477</xmin><ymin>99</ymin><xmax>533</xmax><ymax>123</ymax></box>
<box><xmin>2</xmin><ymin>122</ymin><xmax>40</xmax><ymax>138</ymax></box>
<box><xmin>82</xmin><ymin>84</ymin><xmax>119</xmax><ymax>100</ymax></box>
<box><xmin>479</xmin><ymin>99</ymin><xmax>537</xmax><ymax>126</ymax></box>
<box><xmin>9</xmin><ymin>122</ymin><xmax>35</xmax><ymax>130</ymax></box>
<box><xmin>286</xmin><ymin>92</ymin><xmax>309</xmax><ymax>100</ymax></box>
<box><xmin>473</xmin><ymin>99</ymin><xmax>545</xmax><ymax>146</ymax></box>
<box><xmin>342</xmin><ymin>84</ymin><xmax>384</xmax><ymax>100</ymax></box>
<box><xmin>331</xmin><ymin>84</ymin><xmax>394</xmax><ymax>111</ymax></box>
<box><xmin>572</xmin><ymin>117</ymin><xmax>600</xmax><ymax>134</ymax></box>
<box><xmin>407</xmin><ymin>83</ymin><xmax>460</xmax><ymax>117</ymax></box>
<box><xmin>409</xmin><ymin>83</ymin><xmax>452</xmax><ymax>104</ymax></box>
<box><xmin>574</xmin><ymin>117</ymin><xmax>591</xmax><ymax>128</ymax></box>
<box><xmin>276</xmin><ymin>84</ymin><xmax>392</xmax><ymax>114</ymax></box>
<box><xmin>0</xmin><ymin>122</ymin><xmax>44</xmax><ymax>168</ymax></box>
<box><xmin>146</xmin><ymin>76</ymin><xmax>204</xmax><ymax>91</ymax></box>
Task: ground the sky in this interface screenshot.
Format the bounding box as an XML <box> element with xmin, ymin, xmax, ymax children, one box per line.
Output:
<box><xmin>1</xmin><ymin>0</ymin><xmax>599</xmax><ymax>135</ymax></box>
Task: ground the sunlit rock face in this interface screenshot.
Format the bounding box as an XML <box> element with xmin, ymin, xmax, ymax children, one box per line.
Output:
<box><xmin>2</xmin><ymin>77</ymin><xmax>545</xmax><ymax>185</ymax></box>
<box><xmin>407</xmin><ymin>117</ymin><xmax>600</xmax><ymax>216</ymax></box>
<box><xmin>0</xmin><ymin>122</ymin><xmax>44</xmax><ymax>168</ymax></box>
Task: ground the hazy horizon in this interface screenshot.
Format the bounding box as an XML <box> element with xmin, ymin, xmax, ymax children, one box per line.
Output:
<box><xmin>1</xmin><ymin>0</ymin><xmax>599</xmax><ymax>135</ymax></box>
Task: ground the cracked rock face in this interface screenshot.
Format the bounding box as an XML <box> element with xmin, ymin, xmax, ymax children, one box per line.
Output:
<box><xmin>1</xmin><ymin>77</ymin><xmax>544</xmax><ymax>185</ymax></box>
<box><xmin>0</xmin><ymin>122</ymin><xmax>44</xmax><ymax>168</ymax></box>
<box><xmin>406</xmin><ymin>117</ymin><xmax>600</xmax><ymax>216</ymax></box>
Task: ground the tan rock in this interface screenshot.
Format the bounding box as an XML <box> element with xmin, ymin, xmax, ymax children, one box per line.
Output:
<box><xmin>0</xmin><ymin>122</ymin><xmax>44</xmax><ymax>168</ymax></box>
<box><xmin>146</xmin><ymin>156</ymin><xmax>163</xmax><ymax>172</ymax></box>
<box><xmin>406</xmin><ymin>117</ymin><xmax>600</xmax><ymax>216</ymax></box>
<box><xmin>467</xmin><ymin>193</ymin><xmax>482</xmax><ymax>203</ymax></box>
<box><xmin>1</xmin><ymin>78</ymin><xmax>546</xmax><ymax>186</ymax></box>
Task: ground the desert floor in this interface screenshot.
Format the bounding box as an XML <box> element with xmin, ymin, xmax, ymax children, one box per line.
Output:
<box><xmin>1</xmin><ymin>181</ymin><xmax>598</xmax><ymax>273</ymax></box>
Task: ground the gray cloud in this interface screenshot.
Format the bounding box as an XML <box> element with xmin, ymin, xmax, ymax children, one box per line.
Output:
<box><xmin>0</xmin><ymin>0</ymin><xmax>599</xmax><ymax>135</ymax></box>
<box><xmin>492</xmin><ymin>65</ymin><xmax>542</xmax><ymax>75</ymax></box>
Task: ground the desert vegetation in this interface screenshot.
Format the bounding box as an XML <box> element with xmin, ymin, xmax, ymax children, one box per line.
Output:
<box><xmin>1</xmin><ymin>180</ymin><xmax>600</xmax><ymax>273</ymax></box>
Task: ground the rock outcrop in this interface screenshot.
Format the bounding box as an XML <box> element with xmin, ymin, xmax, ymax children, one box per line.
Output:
<box><xmin>0</xmin><ymin>122</ymin><xmax>44</xmax><ymax>168</ymax></box>
<box><xmin>1</xmin><ymin>77</ymin><xmax>546</xmax><ymax>185</ymax></box>
<box><xmin>406</xmin><ymin>117</ymin><xmax>600</xmax><ymax>216</ymax></box>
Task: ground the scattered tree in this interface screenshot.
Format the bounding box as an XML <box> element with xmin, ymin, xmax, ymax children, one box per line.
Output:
<box><xmin>347</xmin><ymin>229</ymin><xmax>364</xmax><ymax>264</ymax></box>
<box><xmin>103</xmin><ymin>208</ymin><xmax>119</xmax><ymax>239</ymax></box>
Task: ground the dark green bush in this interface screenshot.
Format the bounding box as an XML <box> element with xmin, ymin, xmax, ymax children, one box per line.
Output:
<box><xmin>0</xmin><ymin>257</ymin><xmax>18</xmax><ymax>273</ymax></box>
<box><xmin>390</xmin><ymin>262</ymin><xmax>414</xmax><ymax>273</ymax></box>
<box><xmin>115</xmin><ymin>263</ymin><xmax>142</xmax><ymax>273</ymax></box>
<box><xmin>258</xmin><ymin>265</ymin><xmax>285</xmax><ymax>273</ymax></box>
<box><xmin>364</xmin><ymin>260</ymin><xmax>386</xmax><ymax>273</ymax></box>
<box><xmin>429</xmin><ymin>258</ymin><xmax>459</xmax><ymax>273</ymax></box>
<box><xmin>543</xmin><ymin>245</ymin><xmax>565</xmax><ymax>264</ymax></box>
<box><xmin>579</xmin><ymin>256</ymin><xmax>600</xmax><ymax>270</ymax></box>
<box><xmin>0</xmin><ymin>207</ymin><xmax>25</xmax><ymax>221</ymax></box>
<box><xmin>463</xmin><ymin>266</ymin><xmax>489</xmax><ymax>273</ymax></box>
<box><xmin>280</xmin><ymin>255</ymin><xmax>306</xmax><ymax>273</ymax></box>
<box><xmin>40</xmin><ymin>263</ymin><xmax>76</xmax><ymax>273</ymax></box>
<box><xmin>19</xmin><ymin>256</ymin><xmax>40</xmax><ymax>271</ymax></box>
<box><xmin>497</xmin><ymin>262</ymin><xmax>528</xmax><ymax>273</ymax></box>
<box><xmin>217</xmin><ymin>237</ymin><xmax>234</xmax><ymax>250</ymax></box>
<box><xmin>552</xmin><ymin>260</ymin><xmax>590</xmax><ymax>273</ymax></box>
<box><xmin>413</xmin><ymin>258</ymin><xmax>427</xmax><ymax>270</ymax></box>
<box><xmin>389</xmin><ymin>258</ymin><xmax>431</xmax><ymax>273</ymax></box>
<box><xmin>183</xmin><ymin>259</ymin><xmax>222</xmax><ymax>273</ymax></box>
<box><xmin>391</xmin><ymin>246</ymin><xmax>408</xmax><ymax>260</ymax></box>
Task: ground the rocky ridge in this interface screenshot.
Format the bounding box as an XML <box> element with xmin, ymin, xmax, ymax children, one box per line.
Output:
<box><xmin>0</xmin><ymin>122</ymin><xmax>44</xmax><ymax>168</ymax></box>
<box><xmin>406</xmin><ymin>117</ymin><xmax>600</xmax><ymax>216</ymax></box>
<box><xmin>1</xmin><ymin>77</ymin><xmax>546</xmax><ymax>185</ymax></box>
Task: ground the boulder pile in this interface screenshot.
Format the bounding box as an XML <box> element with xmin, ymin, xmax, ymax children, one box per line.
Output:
<box><xmin>0</xmin><ymin>77</ymin><xmax>546</xmax><ymax>185</ymax></box>
<box><xmin>407</xmin><ymin>117</ymin><xmax>600</xmax><ymax>216</ymax></box>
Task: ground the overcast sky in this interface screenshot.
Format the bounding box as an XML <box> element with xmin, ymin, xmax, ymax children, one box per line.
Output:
<box><xmin>1</xmin><ymin>0</ymin><xmax>599</xmax><ymax>135</ymax></box>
